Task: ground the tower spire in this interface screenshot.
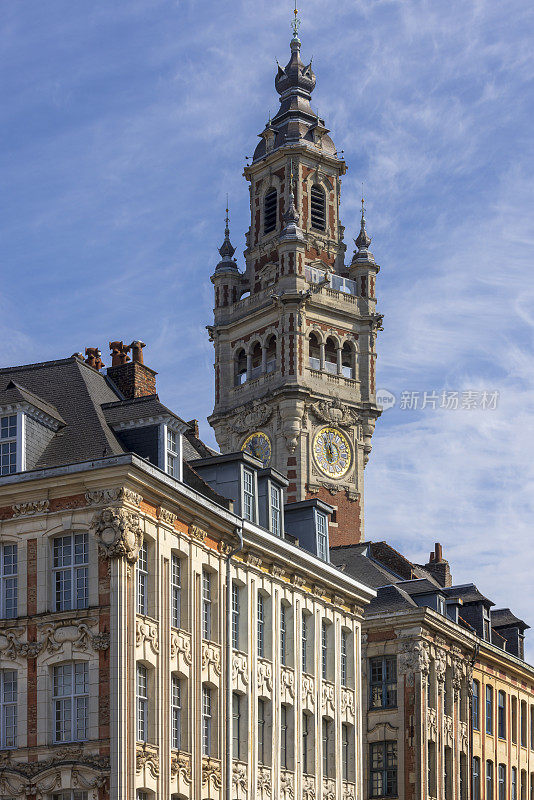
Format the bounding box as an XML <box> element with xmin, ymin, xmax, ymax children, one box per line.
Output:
<box><xmin>215</xmin><ymin>199</ymin><xmax>238</xmax><ymax>272</ymax></box>
<box><xmin>352</xmin><ymin>192</ymin><xmax>375</xmax><ymax>264</ymax></box>
<box><xmin>280</xmin><ymin>159</ymin><xmax>304</xmax><ymax>242</ymax></box>
<box><xmin>291</xmin><ymin>0</ymin><xmax>301</xmax><ymax>45</ymax></box>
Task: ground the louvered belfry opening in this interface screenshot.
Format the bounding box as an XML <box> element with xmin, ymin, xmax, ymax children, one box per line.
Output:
<box><xmin>264</xmin><ymin>189</ymin><xmax>277</xmax><ymax>233</ymax></box>
<box><xmin>310</xmin><ymin>184</ymin><xmax>326</xmax><ymax>230</ymax></box>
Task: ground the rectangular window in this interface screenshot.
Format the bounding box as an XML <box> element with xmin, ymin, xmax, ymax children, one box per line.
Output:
<box><xmin>301</xmin><ymin>612</ymin><xmax>308</xmax><ymax>673</ymax></box>
<box><xmin>370</xmin><ymin>656</ymin><xmax>397</xmax><ymax>709</ymax></box>
<box><xmin>512</xmin><ymin>767</ymin><xmax>518</xmax><ymax>800</ymax></box>
<box><xmin>280</xmin><ymin>704</ymin><xmax>288</xmax><ymax>769</ymax></box>
<box><xmin>280</xmin><ymin>604</ymin><xmax>287</xmax><ymax>666</ymax></box>
<box><xmin>531</xmin><ymin>705</ymin><xmax>534</xmax><ymax>750</ymax></box>
<box><xmin>53</xmin><ymin>534</ymin><xmax>88</xmax><ymax>612</ymax></box>
<box><xmin>258</xmin><ymin>699</ymin><xmax>266</xmax><ymax>765</ymax></box>
<box><xmin>316</xmin><ymin>512</ymin><xmax>328</xmax><ymax>560</ymax></box>
<box><xmin>257</xmin><ymin>593</ymin><xmax>265</xmax><ymax>658</ymax></box>
<box><xmin>487</xmin><ymin>761</ymin><xmax>494</xmax><ymax>800</ymax></box>
<box><xmin>486</xmin><ymin>685</ymin><xmax>494</xmax><ymax>735</ymax></box>
<box><xmin>243</xmin><ymin>468</ymin><xmax>255</xmax><ymax>522</ymax></box>
<box><xmin>0</xmin><ymin>544</ymin><xmax>17</xmax><ymax>619</ymax></box>
<box><xmin>472</xmin><ymin>757</ymin><xmax>481</xmax><ymax>800</ymax></box>
<box><xmin>232</xmin><ymin>693</ymin><xmax>241</xmax><ymax>760</ymax></box>
<box><xmin>166</xmin><ymin>429</ymin><xmax>180</xmax><ymax>477</ymax></box>
<box><xmin>53</xmin><ymin>663</ymin><xmax>88</xmax><ymax>743</ymax></box>
<box><xmin>302</xmin><ymin>713</ymin><xmax>310</xmax><ymax>775</ymax></box>
<box><xmin>0</xmin><ymin>670</ymin><xmax>17</xmax><ymax>748</ymax></box>
<box><xmin>341</xmin><ymin>630</ymin><xmax>348</xmax><ymax>686</ymax></box>
<box><xmin>137</xmin><ymin>541</ymin><xmax>148</xmax><ymax>616</ymax></box>
<box><xmin>232</xmin><ymin>582</ymin><xmax>240</xmax><ymax>650</ymax></box>
<box><xmin>321</xmin><ymin>621</ymin><xmax>328</xmax><ymax>680</ymax></box>
<box><xmin>322</xmin><ymin>717</ymin><xmax>331</xmax><ymax>777</ymax></box>
<box><xmin>202</xmin><ymin>570</ymin><xmax>211</xmax><ymax>640</ymax></box>
<box><xmin>522</xmin><ymin>701</ymin><xmax>528</xmax><ymax>747</ymax></box>
<box><xmin>171</xmin><ymin>675</ymin><xmax>181</xmax><ymax>750</ymax></box>
<box><xmin>136</xmin><ymin>664</ymin><xmax>148</xmax><ymax>742</ymax></box>
<box><xmin>370</xmin><ymin>741</ymin><xmax>398</xmax><ymax>798</ymax></box>
<box><xmin>171</xmin><ymin>554</ymin><xmax>181</xmax><ymax>629</ymax></box>
<box><xmin>472</xmin><ymin>680</ymin><xmax>480</xmax><ymax>730</ymax></box>
<box><xmin>498</xmin><ymin>765</ymin><xmax>506</xmax><ymax>800</ymax></box>
<box><xmin>270</xmin><ymin>484</ymin><xmax>281</xmax><ymax>536</ymax></box>
<box><xmin>52</xmin><ymin>793</ymin><xmax>88</xmax><ymax>800</ymax></box>
<box><xmin>498</xmin><ymin>691</ymin><xmax>506</xmax><ymax>739</ymax></box>
<box><xmin>342</xmin><ymin>723</ymin><xmax>350</xmax><ymax>781</ymax></box>
<box><xmin>202</xmin><ymin>686</ymin><xmax>211</xmax><ymax>756</ymax></box>
<box><xmin>0</xmin><ymin>415</ymin><xmax>17</xmax><ymax>476</ymax></box>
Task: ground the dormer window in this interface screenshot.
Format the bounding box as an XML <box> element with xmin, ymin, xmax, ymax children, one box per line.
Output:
<box><xmin>0</xmin><ymin>415</ymin><xmax>18</xmax><ymax>475</ymax></box>
<box><xmin>270</xmin><ymin>484</ymin><xmax>281</xmax><ymax>536</ymax></box>
<box><xmin>316</xmin><ymin>511</ymin><xmax>328</xmax><ymax>561</ymax></box>
<box><xmin>166</xmin><ymin>430</ymin><xmax>180</xmax><ymax>477</ymax></box>
<box><xmin>310</xmin><ymin>184</ymin><xmax>326</xmax><ymax>231</ymax></box>
<box><xmin>243</xmin><ymin>468</ymin><xmax>256</xmax><ymax>522</ymax></box>
<box><xmin>264</xmin><ymin>189</ymin><xmax>277</xmax><ymax>234</ymax></box>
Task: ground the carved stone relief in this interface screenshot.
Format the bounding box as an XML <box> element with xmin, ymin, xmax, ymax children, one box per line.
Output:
<box><xmin>136</xmin><ymin>743</ymin><xmax>160</xmax><ymax>777</ymax></box>
<box><xmin>135</xmin><ymin>619</ymin><xmax>159</xmax><ymax>654</ymax></box>
<box><xmin>202</xmin><ymin>757</ymin><xmax>222</xmax><ymax>789</ymax></box>
<box><xmin>257</xmin><ymin>659</ymin><xmax>273</xmax><ymax>697</ymax></box>
<box><xmin>91</xmin><ymin>507</ymin><xmax>143</xmax><ymax>563</ymax></box>
<box><xmin>170</xmin><ymin>630</ymin><xmax>192</xmax><ymax>665</ymax></box>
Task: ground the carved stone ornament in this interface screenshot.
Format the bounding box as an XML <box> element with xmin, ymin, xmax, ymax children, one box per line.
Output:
<box><xmin>226</xmin><ymin>400</ymin><xmax>273</xmax><ymax>434</ymax></box>
<box><xmin>85</xmin><ymin>487</ymin><xmax>142</xmax><ymax>507</ymax></box>
<box><xmin>271</xmin><ymin>563</ymin><xmax>288</xmax><ymax>580</ymax></box>
<box><xmin>459</xmin><ymin>720</ymin><xmax>469</xmax><ymax>752</ymax></box>
<box><xmin>280</xmin><ymin>666</ymin><xmax>295</xmax><ymax>699</ymax></box>
<box><xmin>157</xmin><ymin>507</ymin><xmax>177</xmax><ymax>526</ymax></box>
<box><xmin>245</xmin><ymin>552</ymin><xmax>263</xmax><ymax>569</ymax></box>
<box><xmin>170</xmin><ymin>630</ymin><xmax>192</xmax><ymax>664</ymax></box>
<box><xmin>292</xmin><ymin>573</ymin><xmax>306</xmax><ymax>588</ymax></box>
<box><xmin>257</xmin><ymin>766</ymin><xmax>272</xmax><ymax>796</ymax></box>
<box><xmin>280</xmin><ymin>770</ymin><xmax>295</xmax><ymax>799</ymax></box>
<box><xmin>136</xmin><ymin>743</ymin><xmax>160</xmax><ymax>777</ymax></box>
<box><xmin>343</xmin><ymin>783</ymin><xmax>356</xmax><ymax>800</ymax></box>
<box><xmin>136</xmin><ymin>619</ymin><xmax>159</xmax><ymax>654</ymax></box>
<box><xmin>91</xmin><ymin>632</ymin><xmax>110</xmax><ymax>651</ymax></box>
<box><xmin>189</xmin><ymin>523</ymin><xmax>207</xmax><ymax>542</ymax></box>
<box><xmin>302</xmin><ymin>775</ymin><xmax>316</xmax><ymax>800</ymax></box>
<box><xmin>219</xmin><ymin>540</ymin><xmax>235</xmax><ymax>556</ymax></box>
<box><xmin>398</xmin><ymin>639</ymin><xmax>430</xmax><ymax>676</ymax></box>
<box><xmin>322</xmin><ymin>681</ymin><xmax>335</xmax><ymax>716</ymax></box>
<box><xmin>91</xmin><ymin>507</ymin><xmax>143</xmax><ymax>562</ymax></box>
<box><xmin>11</xmin><ymin>499</ymin><xmax>49</xmax><ymax>517</ymax></box>
<box><xmin>233</xmin><ymin>762</ymin><xmax>248</xmax><ymax>792</ymax></box>
<box><xmin>202</xmin><ymin>642</ymin><xmax>222</xmax><ymax>675</ymax></box>
<box><xmin>435</xmin><ymin>648</ymin><xmax>447</xmax><ymax>684</ymax></box>
<box><xmin>427</xmin><ymin>707</ymin><xmax>437</xmax><ymax>741</ymax></box>
<box><xmin>202</xmin><ymin>757</ymin><xmax>222</xmax><ymax>789</ymax></box>
<box><xmin>232</xmin><ymin>652</ymin><xmax>249</xmax><ymax>685</ymax></box>
<box><xmin>0</xmin><ymin>619</ymin><xmax>106</xmax><ymax>660</ymax></box>
<box><xmin>257</xmin><ymin>659</ymin><xmax>273</xmax><ymax>696</ymax></box>
<box><xmin>341</xmin><ymin>687</ymin><xmax>355</xmax><ymax>717</ymax></box>
<box><xmin>323</xmin><ymin>778</ymin><xmax>336</xmax><ymax>800</ymax></box>
<box><xmin>171</xmin><ymin>751</ymin><xmax>192</xmax><ymax>783</ymax></box>
<box><xmin>307</xmin><ymin>398</ymin><xmax>360</xmax><ymax>429</ymax></box>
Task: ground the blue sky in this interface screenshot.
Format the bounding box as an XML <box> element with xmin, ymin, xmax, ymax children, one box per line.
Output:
<box><xmin>2</xmin><ymin>0</ymin><xmax>534</xmax><ymax>654</ymax></box>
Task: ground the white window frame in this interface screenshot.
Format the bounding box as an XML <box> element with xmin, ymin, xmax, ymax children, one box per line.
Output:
<box><xmin>0</xmin><ymin>544</ymin><xmax>17</xmax><ymax>619</ymax></box>
<box><xmin>137</xmin><ymin>541</ymin><xmax>148</xmax><ymax>616</ymax></box>
<box><xmin>171</xmin><ymin>674</ymin><xmax>181</xmax><ymax>750</ymax></box>
<box><xmin>270</xmin><ymin>483</ymin><xmax>282</xmax><ymax>536</ymax></box>
<box><xmin>52</xmin><ymin>792</ymin><xmax>88</xmax><ymax>800</ymax></box>
<box><xmin>0</xmin><ymin>669</ymin><xmax>17</xmax><ymax>749</ymax></box>
<box><xmin>136</xmin><ymin>663</ymin><xmax>148</xmax><ymax>742</ymax></box>
<box><xmin>302</xmin><ymin>611</ymin><xmax>308</xmax><ymax>673</ymax></box>
<box><xmin>202</xmin><ymin>570</ymin><xmax>212</xmax><ymax>640</ymax></box>
<box><xmin>258</xmin><ymin>699</ymin><xmax>266</xmax><ymax>765</ymax></box>
<box><xmin>341</xmin><ymin>630</ymin><xmax>348</xmax><ymax>686</ymax></box>
<box><xmin>316</xmin><ymin>511</ymin><xmax>329</xmax><ymax>561</ymax></box>
<box><xmin>53</xmin><ymin>533</ymin><xmax>88</xmax><ymax>612</ymax></box>
<box><xmin>321</xmin><ymin>621</ymin><xmax>328</xmax><ymax>680</ymax></box>
<box><xmin>164</xmin><ymin>426</ymin><xmax>182</xmax><ymax>480</ymax></box>
<box><xmin>231</xmin><ymin>582</ymin><xmax>240</xmax><ymax>651</ymax></box>
<box><xmin>257</xmin><ymin>593</ymin><xmax>265</xmax><ymax>658</ymax></box>
<box><xmin>232</xmin><ymin>692</ymin><xmax>241</xmax><ymax>760</ymax></box>
<box><xmin>280</xmin><ymin>603</ymin><xmax>287</xmax><ymax>666</ymax></box>
<box><xmin>202</xmin><ymin>685</ymin><xmax>211</xmax><ymax>756</ymax></box>
<box><xmin>0</xmin><ymin>412</ymin><xmax>24</xmax><ymax>475</ymax></box>
<box><xmin>242</xmin><ymin>467</ymin><xmax>257</xmax><ymax>522</ymax></box>
<box><xmin>52</xmin><ymin>662</ymin><xmax>88</xmax><ymax>743</ymax></box>
<box><xmin>171</xmin><ymin>554</ymin><xmax>181</xmax><ymax>629</ymax></box>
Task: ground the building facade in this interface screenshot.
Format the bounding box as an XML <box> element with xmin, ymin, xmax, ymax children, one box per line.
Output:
<box><xmin>331</xmin><ymin>542</ymin><xmax>534</xmax><ymax>800</ymax></box>
<box><xmin>207</xmin><ymin>22</ymin><xmax>382</xmax><ymax>547</ymax></box>
<box><xmin>0</xmin><ymin>346</ymin><xmax>374</xmax><ymax>800</ymax></box>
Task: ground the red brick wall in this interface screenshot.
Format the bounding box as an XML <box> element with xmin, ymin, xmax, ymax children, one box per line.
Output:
<box><xmin>306</xmin><ymin>486</ymin><xmax>362</xmax><ymax>546</ymax></box>
<box><xmin>107</xmin><ymin>362</ymin><xmax>157</xmax><ymax>399</ymax></box>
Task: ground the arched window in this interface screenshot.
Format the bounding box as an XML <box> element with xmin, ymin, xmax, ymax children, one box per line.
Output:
<box><xmin>265</xmin><ymin>335</ymin><xmax>277</xmax><ymax>373</ymax></box>
<box><xmin>324</xmin><ymin>337</ymin><xmax>337</xmax><ymax>374</ymax></box>
<box><xmin>250</xmin><ymin>342</ymin><xmax>262</xmax><ymax>380</ymax></box>
<box><xmin>264</xmin><ymin>189</ymin><xmax>277</xmax><ymax>234</ymax></box>
<box><xmin>341</xmin><ymin>342</ymin><xmax>355</xmax><ymax>379</ymax></box>
<box><xmin>309</xmin><ymin>333</ymin><xmax>320</xmax><ymax>371</ymax></box>
<box><xmin>310</xmin><ymin>184</ymin><xmax>326</xmax><ymax>230</ymax></box>
<box><xmin>235</xmin><ymin>349</ymin><xmax>247</xmax><ymax>386</ymax></box>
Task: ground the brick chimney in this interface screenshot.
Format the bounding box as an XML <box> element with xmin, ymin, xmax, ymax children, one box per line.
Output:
<box><xmin>425</xmin><ymin>542</ymin><xmax>452</xmax><ymax>588</ymax></box>
<box><xmin>106</xmin><ymin>340</ymin><xmax>157</xmax><ymax>399</ymax></box>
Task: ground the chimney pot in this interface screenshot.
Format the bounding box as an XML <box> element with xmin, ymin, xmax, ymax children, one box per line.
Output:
<box><xmin>85</xmin><ymin>347</ymin><xmax>104</xmax><ymax>370</ymax></box>
<box><xmin>435</xmin><ymin>542</ymin><xmax>443</xmax><ymax>562</ymax></box>
<box><xmin>187</xmin><ymin>419</ymin><xmax>200</xmax><ymax>438</ymax></box>
<box><xmin>130</xmin><ymin>340</ymin><xmax>146</xmax><ymax>365</ymax></box>
<box><xmin>109</xmin><ymin>341</ymin><xmax>131</xmax><ymax>367</ymax></box>
<box><xmin>107</xmin><ymin>341</ymin><xmax>156</xmax><ymax>399</ymax></box>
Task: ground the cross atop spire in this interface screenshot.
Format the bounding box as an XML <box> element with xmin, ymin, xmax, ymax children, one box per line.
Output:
<box><xmin>291</xmin><ymin>0</ymin><xmax>301</xmax><ymax>44</ymax></box>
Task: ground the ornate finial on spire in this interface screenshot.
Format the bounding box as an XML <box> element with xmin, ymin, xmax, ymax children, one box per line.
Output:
<box><xmin>215</xmin><ymin>199</ymin><xmax>238</xmax><ymax>271</ymax></box>
<box><xmin>280</xmin><ymin>159</ymin><xmax>304</xmax><ymax>242</ymax></box>
<box><xmin>291</xmin><ymin>0</ymin><xmax>301</xmax><ymax>45</ymax></box>
<box><xmin>352</xmin><ymin>188</ymin><xmax>375</xmax><ymax>263</ymax></box>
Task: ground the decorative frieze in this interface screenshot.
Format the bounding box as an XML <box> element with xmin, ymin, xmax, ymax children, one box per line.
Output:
<box><xmin>322</xmin><ymin>680</ymin><xmax>335</xmax><ymax>716</ymax></box>
<box><xmin>323</xmin><ymin>777</ymin><xmax>336</xmax><ymax>800</ymax></box>
<box><xmin>257</xmin><ymin>659</ymin><xmax>273</xmax><ymax>697</ymax></box>
<box><xmin>189</xmin><ymin>523</ymin><xmax>208</xmax><ymax>542</ymax></box>
<box><xmin>170</xmin><ymin>751</ymin><xmax>192</xmax><ymax>784</ymax></box>
<box><xmin>257</xmin><ymin>766</ymin><xmax>272</xmax><ymax>797</ymax></box>
<box><xmin>398</xmin><ymin>639</ymin><xmax>430</xmax><ymax>677</ymax></box>
<box><xmin>136</xmin><ymin>618</ymin><xmax>159</xmax><ymax>654</ymax></box>
<box><xmin>0</xmin><ymin>619</ymin><xmax>107</xmax><ymax>661</ymax></box>
<box><xmin>157</xmin><ymin>506</ymin><xmax>177</xmax><ymax>526</ymax></box>
<box><xmin>202</xmin><ymin>641</ymin><xmax>222</xmax><ymax>678</ymax></box>
<box><xmin>11</xmin><ymin>499</ymin><xmax>49</xmax><ymax>517</ymax></box>
<box><xmin>280</xmin><ymin>666</ymin><xmax>295</xmax><ymax>701</ymax></box>
<box><xmin>170</xmin><ymin>629</ymin><xmax>192</xmax><ymax>665</ymax></box>
<box><xmin>202</xmin><ymin>756</ymin><xmax>222</xmax><ymax>789</ymax></box>
<box><xmin>85</xmin><ymin>487</ymin><xmax>142</xmax><ymax>507</ymax></box>
<box><xmin>427</xmin><ymin>707</ymin><xmax>437</xmax><ymax>741</ymax></box>
<box><xmin>302</xmin><ymin>775</ymin><xmax>316</xmax><ymax>800</ymax></box>
<box><xmin>233</xmin><ymin>761</ymin><xmax>248</xmax><ymax>796</ymax></box>
<box><xmin>136</xmin><ymin>743</ymin><xmax>160</xmax><ymax>777</ymax></box>
<box><xmin>341</xmin><ymin>687</ymin><xmax>355</xmax><ymax>720</ymax></box>
<box><xmin>301</xmin><ymin>674</ymin><xmax>315</xmax><ymax>710</ymax></box>
<box><xmin>232</xmin><ymin>651</ymin><xmax>249</xmax><ymax>689</ymax></box>
<box><xmin>280</xmin><ymin>770</ymin><xmax>294</xmax><ymax>799</ymax></box>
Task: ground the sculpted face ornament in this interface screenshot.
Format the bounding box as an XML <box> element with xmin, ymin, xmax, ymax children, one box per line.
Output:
<box><xmin>91</xmin><ymin>507</ymin><xmax>143</xmax><ymax>562</ymax></box>
<box><xmin>313</xmin><ymin>426</ymin><xmax>352</xmax><ymax>478</ymax></box>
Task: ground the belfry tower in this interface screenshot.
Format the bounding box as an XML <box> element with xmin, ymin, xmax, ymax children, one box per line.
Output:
<box><xmin>207</xmin><ymin>15</ymin><xmax>382</xmax><ymax>546</ymax></box>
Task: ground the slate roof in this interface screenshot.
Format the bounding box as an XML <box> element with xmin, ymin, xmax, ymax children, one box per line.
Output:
<box><xmin>329</xmin><ymin>547</ymin><xmax>399</xmax><ymax>590</ymax></box>
<box><xmin>1</xmin><ymin>380</ymin><xmax>66</xmax><ymax>425</ymax></box>
<box><xmin>492</xmin><ymin>608</ymin><xmax>530</xmax><ymax>631</ymax></box>
<box><xmin>102</xmin><ymin>396</ymin><xmax>187</xmax><ymax>428</ymax></box>
<box><xmin>396</xmin><ymin>578</ymin><xmax>442</xmax><ymax>596</ymax></box>
<box><xmin>444</xmin><ymin>584</ymin><xmax>494</xmax><ymax>607</ymax></box>
<box><xmin>366</xmin><ymin>585</ymin><xmax>418</xmax><ymax>615</ymax></box>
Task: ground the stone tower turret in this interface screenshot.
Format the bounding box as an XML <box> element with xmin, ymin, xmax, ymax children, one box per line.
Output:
<box><xmin>207</xmin><ymin>21</ymin><xmax>383</xmax><ymax>546</ymax></box>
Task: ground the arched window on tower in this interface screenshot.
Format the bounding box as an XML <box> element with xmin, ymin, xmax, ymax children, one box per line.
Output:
<box><xmin>341</xmin><ymin>342</ymin><xmax>355</xmax><ymax>379</ymax></box>
<box><xmin>264</xmin><ymin>189</ymin><xmax>277</xmax><ymax>234</ymax></box>
<box><xmin>310</xmin><ymin>185</ymin><xmax>326</xmax><ymax>231</ymax></box>
<box><xmin>250</xmin><ymin>342</ymin><xmax>262</xmax><ymax>380</ymax></box>
<box><xmin>309</xmin><ymin>333</ymin><xmax>321</xmax><ymax>371</ymax></box>
<box><xmin>324</xmin><ymin>337</ymin><xmax>337</xmax><ymax>375</ymax></box>
<box><xmin>265</xmin><ymin>335</ymin><xmax>277</xmax><ymax>374</ymax></box>
<box><xmin>235</xmin><ymin>349</ymin><xmax>247</xmax><ymax>386</ymax></box>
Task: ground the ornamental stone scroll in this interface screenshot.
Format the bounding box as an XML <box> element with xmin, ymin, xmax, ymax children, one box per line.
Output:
<box><xmin>91</xmin><ymin>507</ymin><xmax>143</xmax><ymax>563</ymax></box>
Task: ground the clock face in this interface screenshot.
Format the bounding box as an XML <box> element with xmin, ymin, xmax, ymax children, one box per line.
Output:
<box><xmin>313</xmin><ymin>426</ymin><xmax>352</xmax><ymax>478</ymax></box>
<box><xmin>241</xmin><ymin>431</ymin><xmax>272</xmax><ymax>467</ymax></box>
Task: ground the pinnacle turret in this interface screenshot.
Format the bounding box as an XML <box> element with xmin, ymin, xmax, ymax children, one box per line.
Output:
<box><xmin>215</xmin><ymin>206</ymin><xmax>239</xmax><ymax>273</ymax></box>
<box><xmin>279</xmin><ymin>162</ymin><xmax>305</xmax><ymax>243</ymax></box>
<box><xmin>352</xmin><ymin>198</ymin><xmax>375</xmax><ymax>265</ymax></box>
